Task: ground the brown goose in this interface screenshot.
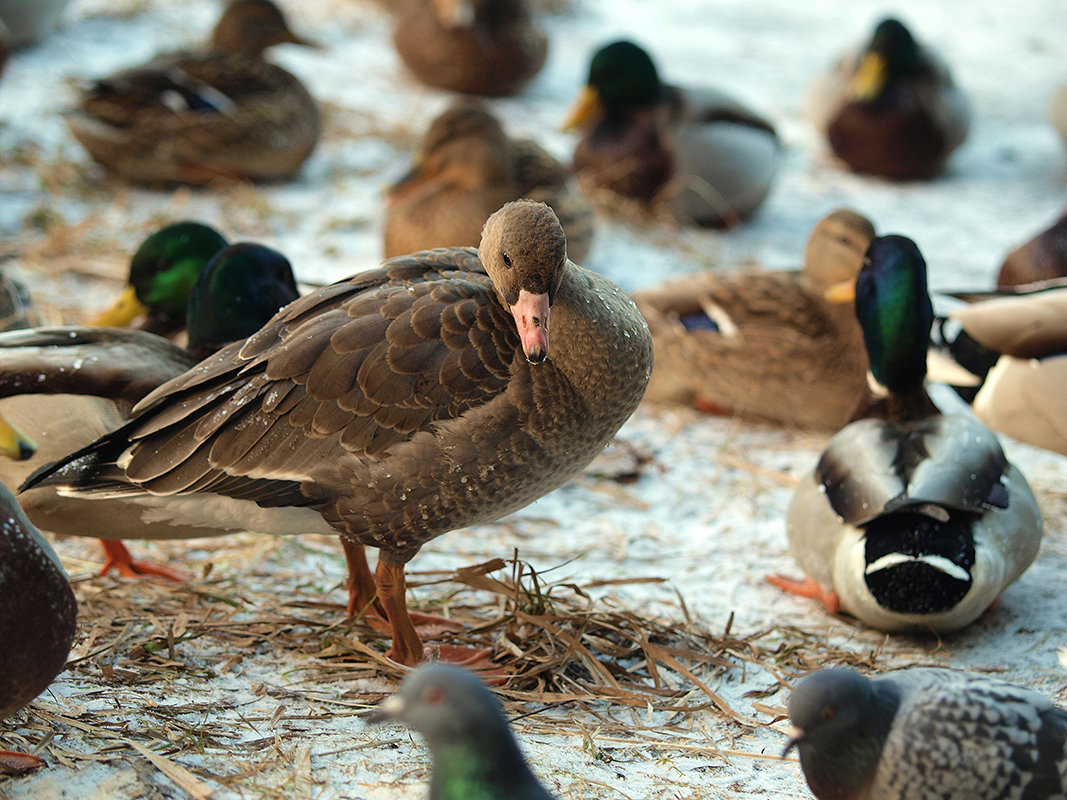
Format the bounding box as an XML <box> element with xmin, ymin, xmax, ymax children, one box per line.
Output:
<box><xmin>23</xmin><ymin>201</ymin><xmax>654</xmax><ymax>667</ymax></box>
<box><xmin>384</xmin><ymin>103</ymin><xmax>594</xmax><ymax>263</ymax></box>
<box><xmin>0</xmin><ymin>479</ymin><xmax>77</xmax><ymax>774</ymax></box>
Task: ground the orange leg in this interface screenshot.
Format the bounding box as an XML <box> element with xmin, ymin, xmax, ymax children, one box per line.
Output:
<box><xmin>343</xmin><ymin>541</ymin><xmax>462</xmax><ymax>635</ymax></box>
<box><xmin>0</xmin><ymin>750</ymin><xmax>45</xmax><ymax>775</ymax></box>
<box><xmin>765</xmin><ymin>574</ymin><xmax>841</xmax><ymax>614</ymax></box>
<box><xmin>375</xmin><ymin>553</ymin><xmax>427</xmax><ymax>666</ymax></box>
<box><xmin>375</xmin><ymin>553</ymin><xmax>494</xmax><ymax>669</ymax></box>
<box><xmin>99</xmin><ymin>540</ymin><xmax>193</xmax><ymax>583</ymax></box>
<box><xmin>343</xmin><ymin>538</ymin><xmax>386</xmax><ymax>621</ymax></box>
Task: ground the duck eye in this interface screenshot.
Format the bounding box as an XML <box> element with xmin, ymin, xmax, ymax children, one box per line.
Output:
<box><xmin>821</xmin><ymin>706</ymin><xmax>835</xmax><ymax>721</ymax></box>
<box><xmin>502</xmin><ymin>252</ymin><xmax>513</xmax><ymax>269</ymax></box>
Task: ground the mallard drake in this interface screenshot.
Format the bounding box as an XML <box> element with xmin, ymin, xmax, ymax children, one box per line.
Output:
<box><xmin>0</xmin><ymin>242</ymin><xmax>301</xmax><ymax>578</ymax></box>
<box><xmin>370</xmin><ymin>664</ymin><xmax>557</xmax><ymax>800</ymax></box>
<box><xmin>65</xmin><ymin>0</ymin><xmax>321</xmax><ymax>185</ymax></box>
<box><xmin>633</xmin><ymin>208</ymin><xmax>874</xmax><ymax>429</ymax></box>
<box><xmin>935</xmin><ymin>284</ymin><xmax>1067</xmax><ymax>457</ymax></box>
<box><xmin>996</xmin><ymin>207</ymin><xmax>1067</xmax><ymax>288</ymax></box>
<box><xmin>1050</xmin><ymin>83</ymin><xmax>1067</xmax><ymax>152</ymax></box>
<box><xmin>384</xmin><ymin>102</ymin><xmax>594</xmax><ymax>264</ymax></box>
<box><xmin>22</xmin><ymin>201</ymin><xmax>654</xmax><ymax>667</ymax></box>
<box><xmin>562</xmin><ymin>40</ymin><xmax>780</xmax><ymax>228</ymax></box>
<box><xmin>392</xmin><ymin>0</ymin><xmax>547</xmax><ymax>97</ymax></box>
<box><xmin>769</xmin><ymin>235</ymin><xmax>1042</xmax><ymax>632</ymax></box>
<box><xmin>807</xmin><ymin>17</ymin><xmax>970</xmax><ymax>180</ymax></box>
<box><xmin>0</xmin><ymin>478</ymin><xmax>77</xmax><ymax>775</ymax></box>
<box><xmin>0</xmin><ymin>0</ymin><xmax>73</xmax><ymax>47</ymax></box>
<box><xmin>93</xmin><ymin>221</ymin><xmax>229</xmax><ymax>336</ymax></box>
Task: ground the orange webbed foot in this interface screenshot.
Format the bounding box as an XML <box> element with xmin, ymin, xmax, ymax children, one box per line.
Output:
<box><xmin>766</xmin><ymin>574</ymin><xmax>841</xmax><ymax>614</ymax></box>
<box><xmin>100</xmin><ymin>540</ymin><xmax>194</xmax><ymax>583</ymax></box>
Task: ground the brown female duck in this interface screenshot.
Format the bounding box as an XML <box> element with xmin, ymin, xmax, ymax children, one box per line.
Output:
<box><xmin>66</xmin><ymin>0</ymin><xmax>320</xmax><ymax>185</ymax></box>
<box><xmin>22</xmin><ymin>201</ymin><xmax>654</xmax><ymax>667</ymax></box>
<box><xmin>807</xmin><ymin>17</ymin><xmax>970</xmax><ymax>180</ymax></box>
<box><xmin>0</xmin><ymin>478</ymin><xmax>77</xmax><ymax>774</ymax></box>
<box><xmin>384</xmin><ymin>103</ymin><xmax>594</xmax><ymax>263</ymax></box>
<box><xmin>563</xmin><ymin>40</ymin><xmax>780</xmax><ymax>228</ymax></box>
<box><xmin>392</xmin><ymin>0</ymin><xmax>547</xmax><ymax>97</ymax></box>
<box><xmin>634</xmin><ymin>209</ymin><xmax>874</xmax><ymax>429</ymax></box>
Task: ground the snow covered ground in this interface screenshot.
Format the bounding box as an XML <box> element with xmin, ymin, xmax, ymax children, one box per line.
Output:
<box><xmin>1</xmin><ymin>0</ymin><xmax>1066</xmax><ymax>797</ymax></box>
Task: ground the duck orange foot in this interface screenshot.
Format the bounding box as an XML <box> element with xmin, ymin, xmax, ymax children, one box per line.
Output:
<box><xmin>765</xmin><ymin>574</ymin><xmax>841</xmax><ymax>614</ymax></box>
<box><xmin>100</xmin><ymin>540</ymin><xmax>194</xmax><ymax>583</ymax></box>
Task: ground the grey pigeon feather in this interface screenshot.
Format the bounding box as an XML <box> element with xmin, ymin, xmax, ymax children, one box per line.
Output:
<box><xmin>786</xmin><ymin>667</ymin><xmax>1067</xmax><ymax>800</ymax></box>
<box><xmin>369</xmin><ymin>664</ymin><xmax>557</xmax><ymax>800</ymax></box>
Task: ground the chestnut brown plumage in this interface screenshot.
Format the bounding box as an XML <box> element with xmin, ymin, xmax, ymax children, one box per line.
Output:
<box><xmin>23</xmin><ymin>201</ymin><xmax>653</xmax><ymax>666</ymax></box>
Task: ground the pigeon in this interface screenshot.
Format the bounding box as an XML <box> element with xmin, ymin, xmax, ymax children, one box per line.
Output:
<box><xmin>785</xmin><ymin>667</ymin><xmax>1067</xmax><ymax>799</ymax></box>
<box><xmin>369</xmin><ymin>663</ymin><xmax>557</xmax><ymax>800</ymax></box>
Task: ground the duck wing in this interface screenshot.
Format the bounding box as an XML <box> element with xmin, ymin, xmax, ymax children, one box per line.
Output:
<box><xmin>23</xmin><ymin>250</ymin><xmax>517</xmax><ymax>513</ymax></box>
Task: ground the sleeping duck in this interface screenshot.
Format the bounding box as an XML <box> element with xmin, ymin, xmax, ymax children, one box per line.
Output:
<box><xmin>391</xmin><ymin>0</ymin><xmax>547</xmax><ymax>97</ymax></box>
<box><xmin>384</xmin><ymin>103</ymin><xmax>594</xmax><ymax>264</ymax></box>
<box><xmin>634</xmin><ymin>208</ymin><xmax>874</xmax><ymax>429</ymax></box>
<box><xmin>769</xmin><ymin>235</ymin><xmax>1042</xmax><ymax>632</ymax></box>
<box><xmin>807</xmin><ymin>17</ymin><xmax>970</xmax><ymax>180</ymax></box>
<box><xmin>66</xmin><ymin>0</ymin><xmax>320</xmax><ymax>185</ymax></box>
<box><xmin>563</xmin><ymin>39</ymin><xmax>780</xmax><ymax>228</ymax></box>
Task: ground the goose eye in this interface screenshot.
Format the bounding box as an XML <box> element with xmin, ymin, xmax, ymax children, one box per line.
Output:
<box><xmin>502</xmin><ymin>252</ymin><xmax>513</xmax><ymax>269</ymax></box>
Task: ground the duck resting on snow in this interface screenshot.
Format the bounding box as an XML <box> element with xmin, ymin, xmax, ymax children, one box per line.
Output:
<box><xmin>769</xmin><ymin>235</ymin><xmax>1042</xmax><ymax>632</ymax></box>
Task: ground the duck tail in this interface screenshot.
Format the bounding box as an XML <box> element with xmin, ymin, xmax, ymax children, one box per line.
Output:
<box><xmin>20</xmin><ymin>423</ymin><xmax>138</xmax><ymax>496</ymax></box>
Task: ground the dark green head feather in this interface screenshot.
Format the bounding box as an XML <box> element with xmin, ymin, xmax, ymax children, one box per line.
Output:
<box><xmin>868</xmin><ymin>17</ymin><xmax>921</xmax><ymax>77</ymax></box>
<box><xmin>854</xmin><ymin>235</ymin><xmax>934</xmax><ymax>396</ymax></box>
<box><xmin>129</xmin><ymin>222</ymin><xmax>229</xmax><ymax>320</ymax></box>
<box><xmin>587</xmin><ymin>40</ymin><xmax>663</xmax><ymax>110</ymax></box>
<box><xmin>185</xmin><ymin>243</ymin><xmax>299</xmax><ymax>359</ymax></box>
